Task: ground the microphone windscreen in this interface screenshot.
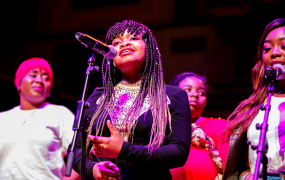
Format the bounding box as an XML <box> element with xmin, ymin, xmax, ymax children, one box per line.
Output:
<box><xmin>104</xmin><ymin>45</ymin><xmax>117</xmax><ymax>59</ymax></box>
<box><xmin>273</xmin><ymin>64</ymin><xmax>285</xmax><ymax>80</ymax></box>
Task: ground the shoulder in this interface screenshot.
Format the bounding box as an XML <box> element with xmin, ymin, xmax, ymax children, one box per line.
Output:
<box><xmin>42</xmin><ymin>103</ymin><xmax>72</xmax><ymax>112</ymax></box>
<box><xmin>40</xmin><ymin>103</ymin><xmax>74</xmax><ymax>117</ymax></box>
<box><xmin>92</xmin><ymin>87</ymin><xmax>104</xmax><ymax>95</ymax></box>
<box><xmin>197</xmin><ymin>117</ymin><xmax>228</xmax><ymax>137</ymax></box>
<box><xmin>198</xmin><ymin>117</ymin><xmax>228</xmax><ymax>127</ymax></box>
<box><xmin>201</xmin><ymin>117</ymin><xmax>228</xmax><ymax>123</ymax></box>
<box><xmin>166</xmin><ymin>84</ymin><xmax>187</xmax><ymax>97</ymax></box>
<box><xmin>87</xmin><ymin>87</ymin><xmax>104</xmax><ymax>103</ymax></box>
<box><xmin>85</xmin><ymin>87</ymin><xmax>104</xmax><ymax>118</ymax></box>
<box><xmin>165</xmin><ymin>85</ymin><xmax>190</xmax><ymax>113</ymax></box>
<box><xmin>166</xmin><ymin>84</ymin><xmax>184</xmax><ymax>93</ymax></box>
<box><xmin>0</xmin><ymin>106</ymin><xmax>20</xmax><ymax>117</ymax></box>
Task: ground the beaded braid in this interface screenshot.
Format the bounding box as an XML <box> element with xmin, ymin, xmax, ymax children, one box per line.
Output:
<box><xmin>86</xmin><ymin>20</ymin><xmax>171</xmax><ymax>154</ymax></box>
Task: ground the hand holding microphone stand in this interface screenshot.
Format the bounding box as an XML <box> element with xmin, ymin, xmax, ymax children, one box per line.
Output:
<box><xmin>250</xmin><ymin>64</ymin><xmax>285</xmax><ymax>180</ymax></box>
<box><xmin>65</xmin><ymin>32</ymin><xmax>117</xmax><ymax>179</ymax></box>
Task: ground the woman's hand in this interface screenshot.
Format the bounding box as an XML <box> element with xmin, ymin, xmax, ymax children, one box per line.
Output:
<box><xmin>93</xmin><ymin>161</ymin><xmax>121</xmax><ymax>180</ymax></box>
<box><xmin>244</xmin><ymin>175</ymin><xmax>261</xmax><ymax>180</ymax></box>
<box><xmin>239</xmin><ymin>171</ymin><xmax>262</xmax><ymax>180</ymax></box>
<box><xmin>88</xmin><ymin>120</ymin><xmax>123</xmax><ymax>158</ymax></box>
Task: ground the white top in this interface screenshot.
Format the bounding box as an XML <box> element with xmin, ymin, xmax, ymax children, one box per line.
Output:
<box><xmin>0</xmin><ymin>103</ymin><xmax>75</xmax><ymax>180</ymax></box>
<box><xmin>248</xmin><ymin>96</ymin><xmax>285</xmax><ymax>175</ymax></box>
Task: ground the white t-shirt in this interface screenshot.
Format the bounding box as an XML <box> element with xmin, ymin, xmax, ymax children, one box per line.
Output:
<box><xmin>0</xmin><ymin>103</ymin><xmax>75</xmax><ymax>180</ymax></box>
<box><xmin>248</xmin><ymin>96</ymin><xmax>285</xmax><ymax>175</ymax></box>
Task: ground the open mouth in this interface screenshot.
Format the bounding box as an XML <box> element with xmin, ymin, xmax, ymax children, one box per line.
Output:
<box><xmin>120</xmin><ymin>48</ymin><xmax>134</xmax><ymax>56</ymax></box>
<box><xmin>271</xmin><ymin>61</ymin><xmax>285</xmax><ymax>66</ymax></box>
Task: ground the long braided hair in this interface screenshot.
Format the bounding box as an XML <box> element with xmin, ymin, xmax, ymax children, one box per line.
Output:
<box><xmin>86</xmin><ymin>20</ymin><xmax>171</xmax><ymax>154</ymax></box>
<box><xmin>224</xmin><ymin>18</ymin><xmax>285</xmax><ymax>141</ymax></box>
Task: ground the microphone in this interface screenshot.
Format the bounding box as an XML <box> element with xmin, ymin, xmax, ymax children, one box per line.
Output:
<box><xmin>75</xmin><ymin>32</ymin><xmax>117</xmax><ymax>59</ymax></box>
<box><xmin>265</xmin><ymin>64</ymin><xmax>285</xmax><ymax>80</ymax></box>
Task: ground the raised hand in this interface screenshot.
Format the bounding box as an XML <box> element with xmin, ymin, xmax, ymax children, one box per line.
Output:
<box><xmin>88</xmin><ymin>120</ymin><xmax>124</xmax><ymax>158</ymax></box>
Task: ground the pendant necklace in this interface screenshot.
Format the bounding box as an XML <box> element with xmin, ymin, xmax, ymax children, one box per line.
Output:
<box><xmin>22</xmin><ymin>109</ymin><xmax>37</xmax><ymax>125</ymax></box>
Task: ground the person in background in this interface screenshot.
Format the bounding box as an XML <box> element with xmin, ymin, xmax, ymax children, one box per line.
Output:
<box><xmin>72</xmin><ymin>20</ymin><xmax>192</xmax><ymax>180</ymax></box>
<box><xmin>222</xmin><ymin>18</ymin><xmax>285</xmax><ymax>180</ymax></box>
<box><xmin>0</xmin><ymin>57</ymin><xmax>80</xmax><ymax>180</ymax></box>
<box><xmin>170</xmin><ymin>72</ymin><xmax>229</xmax><ymax>180</ymax></box>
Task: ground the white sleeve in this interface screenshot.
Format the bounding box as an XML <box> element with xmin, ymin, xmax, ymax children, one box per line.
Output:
<box><xmin>58</xmin><ymin>106</ymin><xmax>75</xmax><ymax>155</ymax></box>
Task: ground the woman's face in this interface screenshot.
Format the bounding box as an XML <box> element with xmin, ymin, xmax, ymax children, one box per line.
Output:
<box><xmin>262</xmin><ymin>26</ymin><xmax>285</xmax><ymax>68</ymax></box>
<box><xmin>19</xmin><ymin>68</ymin><xmax>52</xmax><ymax>106</ymax></box>
<box><xmin>112</xmin><ymin>30</ymin><xmax>146</xmax><ymax>80</ymax></box>
<box><xmin>178</xmin><ymin>76</ymin><xmax>207</xmax><ymax>119</ymax></box>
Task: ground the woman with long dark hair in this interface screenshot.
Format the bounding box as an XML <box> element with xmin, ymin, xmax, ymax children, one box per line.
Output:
<box><xmin>223</xmin><ymin>18</ymin><xmax>285</xmax><ymax>180</ymax></box>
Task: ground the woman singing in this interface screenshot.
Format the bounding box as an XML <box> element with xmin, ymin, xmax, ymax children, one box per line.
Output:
<box><xmin>223</xmin><ymin>18</ymin><xmax>285</xmax><ymax>180</ymax></box>
<box><xmin>72</xmin><ymin>20</ymin><xmax>192</xmax><ymax>180</ymax></box>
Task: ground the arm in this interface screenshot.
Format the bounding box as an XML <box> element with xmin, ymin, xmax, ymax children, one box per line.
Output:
<box><xmin>222</xmin><ymin>131</ymin><xmax>253</xmax><ymax>180</ymax></box>
<box><xmin>62</xmin><ymin>169</ymin><xmax>81</xmax><ymax>180</ymax></box>
<box><xmin>58</xmin><ymin>107</ymin><xmax>81</xmax><ymax>180</ymax></box>
<box><xmin>60</xmin><ymin>151</ymin><xmax>80</xmax><ymax>180</ymax></box>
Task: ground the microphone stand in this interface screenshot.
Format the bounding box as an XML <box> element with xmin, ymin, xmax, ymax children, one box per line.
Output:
<box><xmin>65</xmin><ymin>53</ymin><xmax>99</xmax><ymax>180</ymax></box>
<box><xmin>251</xmin><ymin>79</ymin><xmax>275</xmax><ymax>180</ymax></box>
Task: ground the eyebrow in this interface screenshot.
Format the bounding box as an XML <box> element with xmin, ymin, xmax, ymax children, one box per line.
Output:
<box><xmin>115</xmin><ymin>33</ymin><xmax>131</xmax><ymax>39</ymax></box>
<box><xmin>29</xmin><ymin>70</ymin><xmax>38</xmax><ymax>73</ymax></box>
<box><xmin>115</xmin><ymin>33</ymin><xmax>141</xmax><ymax>40</ymax></box>
<box><xmin>29</xmin><ymin>69</ymin><xmax>48</xmax><ymax>76</ymax></box>
<box><xmin>264</xmin><ymin>37</ymin><xmax>285</xmax><ymax>43</ymax></box>
<box><xmin>181</xmin><ymin>85</ymin><xmax>205</xmax><ymax>90</ymax></box>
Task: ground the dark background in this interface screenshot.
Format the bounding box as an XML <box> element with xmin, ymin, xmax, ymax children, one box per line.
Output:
<box><xmin>0</xmin><ymin>0</ymin><xmax>284</xmax><ymax>119</ymax></box>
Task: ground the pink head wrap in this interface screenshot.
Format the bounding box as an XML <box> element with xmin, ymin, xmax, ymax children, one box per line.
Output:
<box><xmin>15</xmin><ymin>57</ymin><xmax>53</xmax><ymax>88</ymax></box>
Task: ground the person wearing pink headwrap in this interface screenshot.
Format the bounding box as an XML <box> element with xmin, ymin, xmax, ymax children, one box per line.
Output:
<box><xmin>0</xmin><ymin>57</ymin><xmax>80</xmax><ymax>180</ymax></box>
